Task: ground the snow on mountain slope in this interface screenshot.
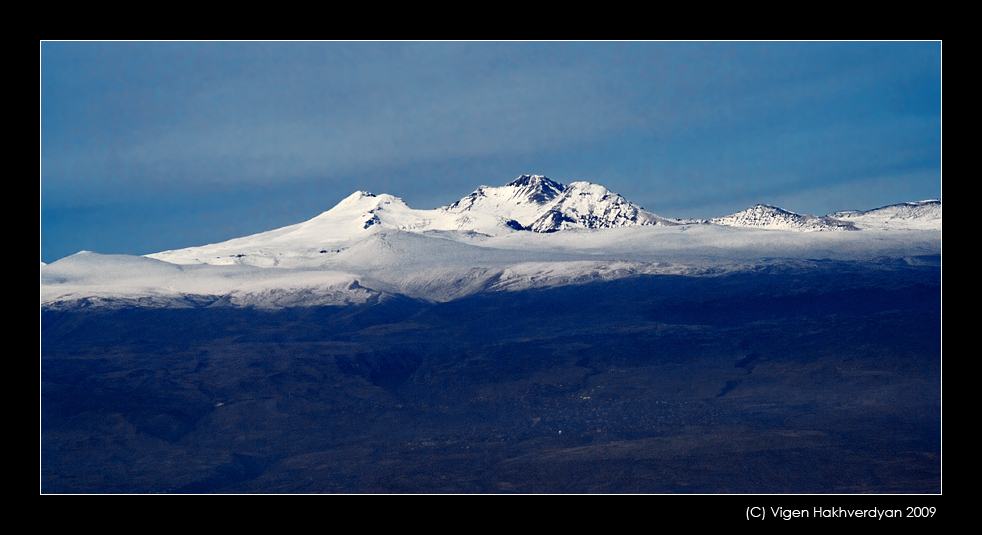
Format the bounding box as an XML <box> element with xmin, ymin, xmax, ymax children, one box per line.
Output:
<box><xmin>41</xmin><ymin>251</ymin><xmax>381</xmax><ymax>309</ymax></box>
<box><xmin>147</xmin><ymin>187</ymin><xmax>527</xmax><ymax>268</ymax></box>
<box><xmin>149</xmin><ymin>175</ymin><xmax>938</xmax><ymax>269</ymax></box>
<box><xmin>442</xmin><ymin>175</ymin><xmax>674</xmax><ymax>232</ymax></box>
<box><xmin>146</xmin><ymin>191</ymin><xmax>457</xmax><ymax>267</ymax></box>
<box><xmin>709</xmin><ymin>204</ymin><xmax>857</xmax><ymax>232</ymax></box>
<box><xmin>525</xmin><ymin>181</ymin><xmax>675</xmax><ymax>232</ymax></box>
<box><xmin>442</xmin><ymin>174</ymin><xmax>566</xmax><ymax>228</ymax></box>
<box><xmin>42</xmin><ymin>176</ymin><xmax>942</xmax><ymax>310</ymax></box>
<box><xmin>43</xmin><ymin>224</ymin><xmax>941</xmax><ymax>309</ymax></box>
<box><xmin>829</xmin><ymin>200</ymin><xmax>942</xmax><ymax>230</ymax></box>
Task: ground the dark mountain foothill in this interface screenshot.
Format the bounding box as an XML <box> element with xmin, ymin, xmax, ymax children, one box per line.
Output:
<box><xmin>41</xmin><ymin>261</ymin><xmax>940</xmax><ymax>493</ymax></box>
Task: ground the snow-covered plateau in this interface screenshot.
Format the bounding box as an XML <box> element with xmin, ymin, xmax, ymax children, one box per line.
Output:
<box><xmin>41</xmin><ymin>175</ymin><xmax>941</xmax><ymax>309</ymax></box>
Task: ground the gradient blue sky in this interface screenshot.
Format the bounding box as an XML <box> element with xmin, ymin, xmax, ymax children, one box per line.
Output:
<box><xmin>41</xmin><ymin>41</ymin><xmax>941</xmax><ymax>263</ymax></box>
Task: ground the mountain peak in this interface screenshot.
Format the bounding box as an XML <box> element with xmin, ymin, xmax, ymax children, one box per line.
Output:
<box><xmin>439</xmin><ymin>175</ymin><xmax>676</xmax><ymax>233</ymax></box>
<box><xmin>342</xmin><ymin>190</ymin><xmax>376</xmax><ymax>201</ymax></box>
<box><xmin>443</xmin><ymin>175</ymin><xmax>564</xmax><ymax>222</ymax></box>
<box><xmin>828</xmin><ymin>199</ymin><xmax>941</xmax><ymax>230</ymax></box>
<box><xmin>527</xmin><ymin>181</ymin><xmax>670</xmax><ymax>232</ymax></box>
<box><xmin>504</xmin><ymin>175</ymin><xmax>566</xmax><ymax>204</ymax></box>
<box><xmin>507</xmin><ymin>174</ymin><xmax>562</xmax><ymax>188</ymax></box>
<box><xmin>711</xmin><ymin>204</ymin><xmax>856</xmax><ymax>232</ymax></box>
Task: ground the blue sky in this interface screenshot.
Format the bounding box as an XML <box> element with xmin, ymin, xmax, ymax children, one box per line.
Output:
<box><xmin>41</xmin><ymin>41</ymin><xmax>941</xmax><ymax>263</ymax></box>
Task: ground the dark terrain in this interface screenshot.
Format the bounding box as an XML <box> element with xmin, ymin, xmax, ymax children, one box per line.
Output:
<box><xmin>41</xmin><ymin>259</ymin><xmax>941</xmax><ymax>493</ymax></box>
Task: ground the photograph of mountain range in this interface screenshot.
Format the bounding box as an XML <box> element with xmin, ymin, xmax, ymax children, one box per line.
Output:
<box><xmin>41</xmin><ymin>42</ymin><xmax>941</xmax><ymax>494</ymax></box>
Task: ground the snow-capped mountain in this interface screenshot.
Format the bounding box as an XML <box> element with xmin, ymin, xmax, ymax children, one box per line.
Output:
<box><xmin>145</xmin><ymin>175</ymin><xmax>674</xmax><ymax>267</ymax></box>
<box><xmin>443</xmin><ymin>174</ymin><xmax>566</xmax><ymax>227</ymax></box>
<box><xmin>443</xmin><ymin>175</ymin><xmax>675</xmax><ymax>232</ymax></box>
<box><xmin>41</xmin><ymin>175</ymin><xmax>942</xmax><ymax>310</ymax></box>
<box><xmin>709</xmin><ymin>204</ymin><xmax>858</xmax><ymax>232</ymax></box>
<box><xmin>707</xmin><ymin>200</ymin><xmax>942</xmax><ymax>232</ymax></box>
<box><xmin>829</xmin><ymin>200</ymin><xmax>942</xmax><ymax>230</ymax></box>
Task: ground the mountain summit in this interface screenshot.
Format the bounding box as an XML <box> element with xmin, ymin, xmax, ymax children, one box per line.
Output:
<box><xmin>507</xmin><ymin>174</ymin><xmax>566</xmax><ymax>202</ymax></box>
<box><xmin>709</xmin><ymin>204</ymin><xmax>858</xmax><ymax>232</ymax></box>
<box><xmin>829</xmin><ymin>200</ymin><xmax>942</xmax><ymax>230</ymax></box>
<box><xmin>442</xmin><ymin>174</ymin><xmax>673</xmax><ymax>232</ymax></box>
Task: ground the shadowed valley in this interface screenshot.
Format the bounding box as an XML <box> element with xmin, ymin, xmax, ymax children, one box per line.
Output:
<box><xmin>41</xmin><ymin>261</ymin><xmax>940</xmax><ymax>493</ymax></box>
